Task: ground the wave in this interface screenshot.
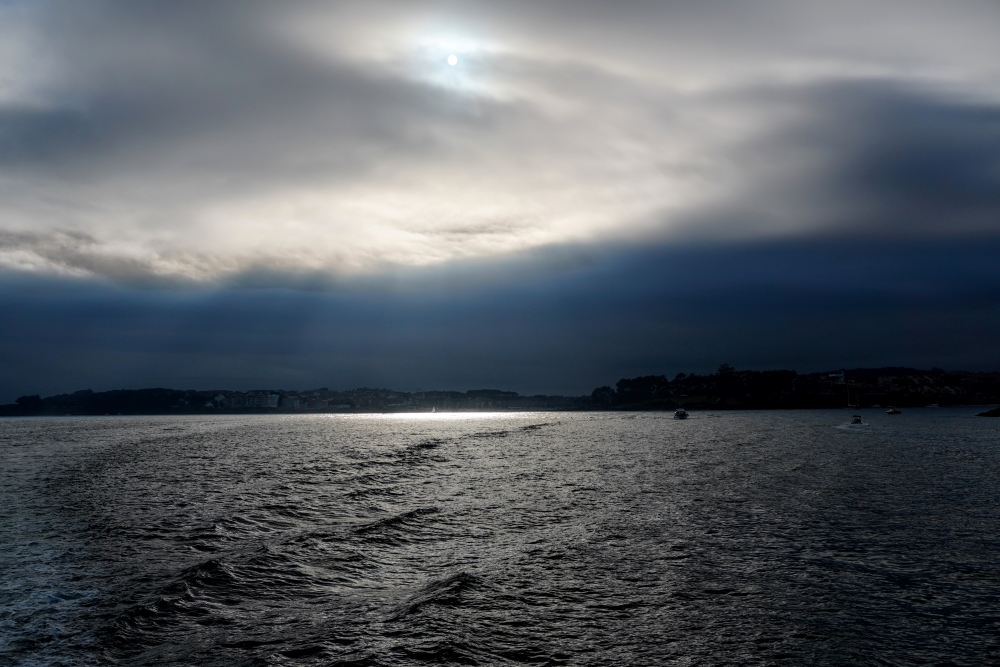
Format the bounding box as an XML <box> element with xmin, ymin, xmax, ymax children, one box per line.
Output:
<box><xmin>390</xmin><ymin>572</ymin><xmax>480</xmax><ymax>620</ymax></box>
<box><xmin>412</xmin><ymin>438</ymin><xmax>446</xmax><ymax>449</ymax></box>
<box><xmin>355</xmin><ymin>507</ymin><xmax>440</xmax><ymax>536</ymax></box>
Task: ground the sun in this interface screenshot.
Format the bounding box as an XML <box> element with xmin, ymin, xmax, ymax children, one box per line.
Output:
<box><xmin>447</xmin><ymin>54</ymin><xmax>458</xmax><ymax>66</ymax></box>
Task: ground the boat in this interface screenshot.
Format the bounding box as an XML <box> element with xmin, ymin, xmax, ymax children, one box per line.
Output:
<box><xmin>851</xmin><ymin>415</ymin><xmax>863</xmax><ymax>424</ymax></box>
<box><xmin>674</xmin><ymin>408</ymin><xmax>688</xmax><ymax>419</ymax></box>
<box><xmin>886</xmin><ymin>406</ymin><xmax>901</xmax><ymax>415</ymax></box>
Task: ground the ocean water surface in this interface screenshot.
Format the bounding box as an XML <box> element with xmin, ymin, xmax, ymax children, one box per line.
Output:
<box><xmin>1</xmin><ymin>410</ymin><xmax>998</xmax><ymax>666</ymax></box>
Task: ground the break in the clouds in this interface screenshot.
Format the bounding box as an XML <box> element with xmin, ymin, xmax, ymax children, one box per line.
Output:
<box><xmin>2</xmin><ymin>0</ymin><xmax>999</xmax><ymax>284</ymax></box>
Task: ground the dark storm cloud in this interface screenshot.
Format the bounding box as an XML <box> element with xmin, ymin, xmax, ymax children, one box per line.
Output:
<box><xmin>830</xmin><ymin>88</ymin><xmax>1000</xmax><ymax>233</ymax></box>
<box><xmin>670</xmin><ymin>81</ymin><xmax>1000</xmax><ymax>240</ymax></box>
<box><xmin>4</xmin><ymin>236</ymin><xmax>1000</xmax><ymax>401</ymax></box>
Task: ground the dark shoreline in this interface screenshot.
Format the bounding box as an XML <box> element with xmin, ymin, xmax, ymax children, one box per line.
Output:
<box><xmin>3</xmin><ymin>403</ymin><xmax>999</xmax><ymax>418</ymax></box>
<box><xmin>4</xmin><ymin>365</ymin><xmax>1000</xmax><ymax>417</ymax></box>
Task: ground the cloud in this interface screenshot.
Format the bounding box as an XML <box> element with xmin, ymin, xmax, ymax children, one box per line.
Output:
<box><xmin>3</xmin><ymin>236</ymin><xmax>1000</xmax><ymax>401</ymax></box>
<box><xmin>673</xmin><ymin>81</ymin><xmax>1000</xmax><ymax>240</ymax></box>
<box><xmin>1</xmin><ymin>1</ymin><xmax>999</xmax><ymax>285</ymax></box>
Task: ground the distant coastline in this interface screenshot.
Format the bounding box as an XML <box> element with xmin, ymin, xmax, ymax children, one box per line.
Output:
<box><xmin>4</xmin><ymin>365</ymin><xmax>1000</xmax><ymax>417</ymax></box>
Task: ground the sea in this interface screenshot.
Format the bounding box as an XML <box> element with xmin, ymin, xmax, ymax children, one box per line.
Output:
<box><xmin>1</xmin><ymin>409</ymin><xmax>998</xmax><ymax>666</ymax></box>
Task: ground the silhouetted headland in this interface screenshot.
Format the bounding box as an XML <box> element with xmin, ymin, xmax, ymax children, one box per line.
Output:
<box><xmin>4</xmin><ymin>365</ymin><xmax>1000</xmax><ymax>416</ymax></box>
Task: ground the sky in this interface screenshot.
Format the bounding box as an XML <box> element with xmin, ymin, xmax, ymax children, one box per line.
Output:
<box><xmin>2</xmin><ymin>0</ymin><xmax>1000</xmax><ymax>400</ymax></box>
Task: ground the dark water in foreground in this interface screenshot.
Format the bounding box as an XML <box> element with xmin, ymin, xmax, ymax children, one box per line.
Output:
<box><xmin>2</xmin><ymin>410</ymin><xmax>999</xmax><ymax>666</ymax></box>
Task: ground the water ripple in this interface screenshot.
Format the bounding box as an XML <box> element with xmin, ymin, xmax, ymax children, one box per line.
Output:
<box><xmin>1</xmin><ymin>411</ymin><xmax>999</xmax><ymax>665</ymax></box>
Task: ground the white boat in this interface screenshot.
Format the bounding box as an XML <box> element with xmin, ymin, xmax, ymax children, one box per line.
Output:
<box><xmin>886</xmin><ymin>406</ymin><xmax>901</xmax><ymax>415</ymax></box>
<box><xmin>674</xmin><ymin>408</ymin><xmax>688</xmax><ymax>419</ymax></box>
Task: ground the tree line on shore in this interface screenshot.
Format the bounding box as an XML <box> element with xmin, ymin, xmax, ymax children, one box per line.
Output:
<box><xmin>3</xmin><ymin>365</ymin><xmax>1000</xmax><ymax>416</ymax></box>
<box><xmin>591</xmin><ymin>365</ymin><xmax>1000</xmax><ymax>410</ymax></box>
